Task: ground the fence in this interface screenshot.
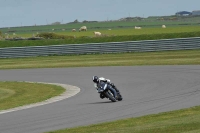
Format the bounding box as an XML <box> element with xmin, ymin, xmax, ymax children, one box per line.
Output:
<box><xmin>0</xmin><ymin>37</ymin><xmax>200</xmax><ymax>58</ymax></box>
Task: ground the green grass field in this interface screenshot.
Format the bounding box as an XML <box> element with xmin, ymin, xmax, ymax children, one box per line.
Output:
<box><xmin>0</xmin><ymin>82</ymin><xmax>65</xmax><ymax>110</ymax></box>
<box><xmin>0</xmin><ymin>15</ymin><xmax>200</xmax><ymax>37</ymax></box>
<box><xmin>2</xmin><ymin>25</ymin><xmax>200</xmax><ymax>38</ymax></box>
<box><xmin>57</xmin><ymin>26</ymin><xmax>200</xmax><ymax>37</ymax></box>
<box><xmin>1</xmin><ymin>17</ymin><xmax>200</xmax><ymax>48</ymax></box>
<box><xmin>0</xmin><ymin>26</ymin><xmax>200</xmax><ymax>48</ymax></box>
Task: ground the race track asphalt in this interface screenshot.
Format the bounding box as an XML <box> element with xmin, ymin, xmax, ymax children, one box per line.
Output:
<box><xmin>0</xmin><ymin>66</ymin><xmax>200</xmax><ymax>133</ymax></box>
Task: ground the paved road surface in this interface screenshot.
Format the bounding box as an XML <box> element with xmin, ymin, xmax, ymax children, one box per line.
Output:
<box><xmin>0</xmin><ymin>66</ymin><xmax>200</xmax><ymax>133</ymax></box>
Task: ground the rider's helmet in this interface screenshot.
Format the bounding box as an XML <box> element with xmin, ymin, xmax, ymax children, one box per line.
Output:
<box><xmin>92</xmin><ymin>76</ymin><xmax>99</xmax><ymax>83</ymax></box>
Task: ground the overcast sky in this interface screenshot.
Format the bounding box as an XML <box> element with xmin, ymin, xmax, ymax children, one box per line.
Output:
<box><xmin>0</xmin><ymin>0</ymin><xmax>200</xmax><ymax>28</ymax></box>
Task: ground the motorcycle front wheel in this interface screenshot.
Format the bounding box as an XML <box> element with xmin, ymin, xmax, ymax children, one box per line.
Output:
<box><xmin>104</xmin><ymin>91</ymin><xmax>117</xmax><ymax>102</ymax></box>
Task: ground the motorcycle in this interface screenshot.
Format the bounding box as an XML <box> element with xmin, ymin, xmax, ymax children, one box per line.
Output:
<box><xmin>95</xmin><ymin>81</ymin><xmax>119</xmax><ymax>102</ymax></box>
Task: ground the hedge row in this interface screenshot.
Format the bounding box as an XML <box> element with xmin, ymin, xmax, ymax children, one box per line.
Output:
<box><xmin>36</xmin><ymin>32</ymin><xmax>74</xmax><ymax>39</ymax></box>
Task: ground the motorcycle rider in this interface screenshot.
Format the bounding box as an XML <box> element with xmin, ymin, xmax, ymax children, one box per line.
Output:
<box><xmin>92</xmin><ymin>76</ymin><xmax>123</xmax><ymax>101</ymax></box>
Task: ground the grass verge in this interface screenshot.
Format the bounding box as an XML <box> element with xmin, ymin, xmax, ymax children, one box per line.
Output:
<box><xmin>0</xmin><ymin>81</ymin><xmax>65</xmax><ymax>110</ymax></box>
<box><xmin>0</xmin><ymin>49</ymin><xmax>200</xmax><ymax>69</ymax></box>
<box><xmin>46</xmin><ymin>106</ymin><xmax>200</xmax><ymax>133</ymax></box>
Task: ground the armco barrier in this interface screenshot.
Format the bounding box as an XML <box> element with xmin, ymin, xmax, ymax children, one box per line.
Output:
<box><xmin>0</xmin><ymin>37</ymin><xmax>200</xmax><ymax>58</ymax></box>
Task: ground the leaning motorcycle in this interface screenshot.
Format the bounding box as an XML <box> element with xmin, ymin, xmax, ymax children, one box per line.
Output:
<box><xmin>95</xmin><ymin>82</ymin><xmax>118</xmax><ymax>102</ymax></box>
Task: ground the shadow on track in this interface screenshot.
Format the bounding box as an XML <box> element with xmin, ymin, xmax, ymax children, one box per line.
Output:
<box><xmin>86</xmin><ymin>101</ymin><xmax>113</xmax><ymax>104</ymax></box>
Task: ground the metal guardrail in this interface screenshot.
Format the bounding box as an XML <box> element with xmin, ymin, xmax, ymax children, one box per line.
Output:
<box><xmin>0</xmin><ymin>37</ymin><xmax>200</xmax><ymax>58</ymax></box>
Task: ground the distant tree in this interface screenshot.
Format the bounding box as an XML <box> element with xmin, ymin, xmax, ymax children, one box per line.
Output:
<box><xmin>0</xmin><ymin>30</ymin><xmax>2</xmax><ymax>36</ymax></box>
<box><xmin>82</xmin><ymin>20</ymin><xmax>88</xmax><ymax>23</ymax></box>
<box><xmin>74</xmin><ymin>19</ymin><xmax>79</xmax><ymax>23</ymax></box>
<box><xmin>51</xmin><ymin>22</ymin><xmax>61</xmax><ymax>25</ymax></box>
